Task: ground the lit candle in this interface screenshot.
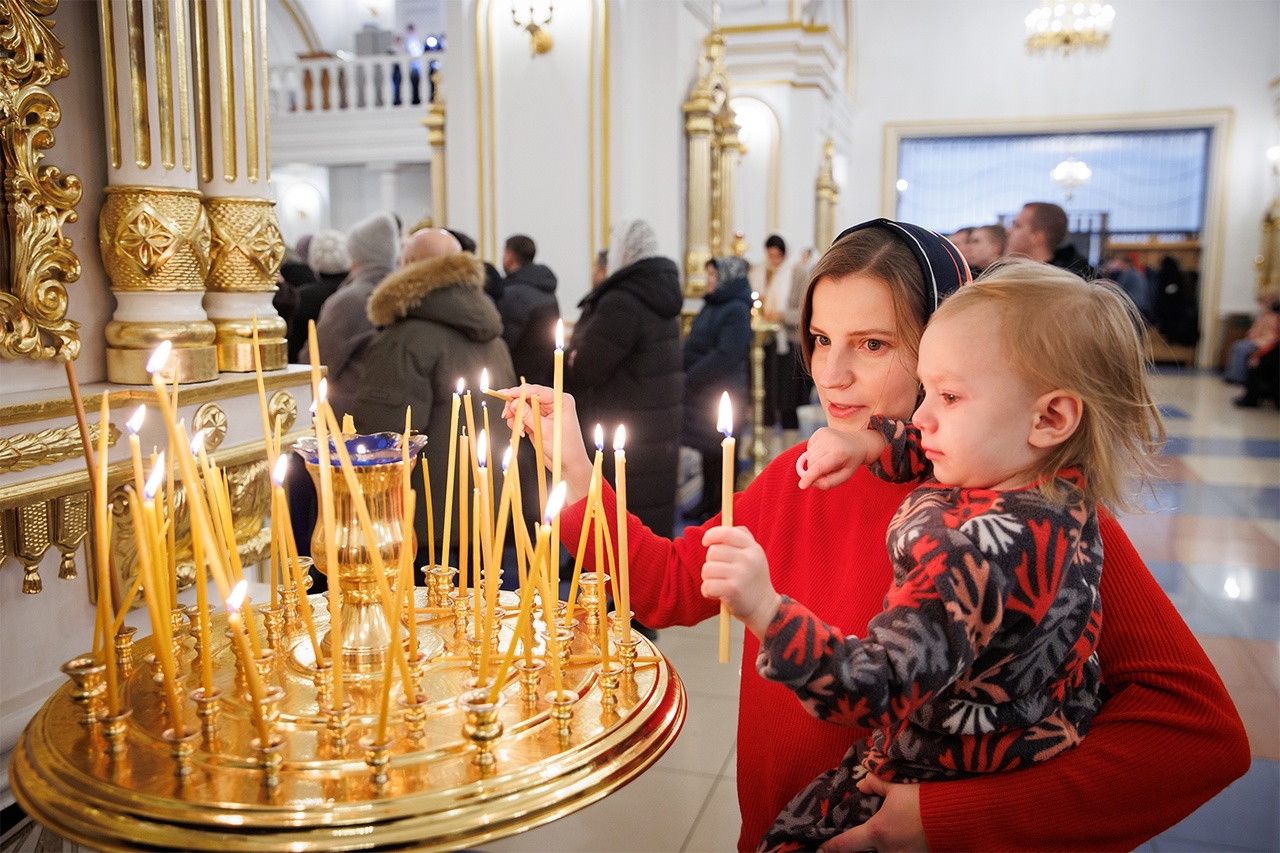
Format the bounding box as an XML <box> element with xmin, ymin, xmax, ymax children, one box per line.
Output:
<box><xmin>529</xmin><ymin>393</ymin><xmax>547</xmax><ymax>512</ymax></box>
<box><xmin>535</xmin><ymin>482</ymin><xmax>568</xmax><ymax>698</ymax></box>
<box><xmin>614</xmin><ymin>425</ymin><xmax>631</xmax><ymax>643</ymax></box>
<box><xmin>225</xmin><ymin>580</ymin><xmax>271</xmax><ymax>743</ymax></box>
<box><xmin>564</xmin><ymin>425</ymin><xmax>604</xmax><ymax>625</ymax></box>
<box><xmin>471</xmin><ymin>486</ymin><xmax>482</xmax><ymax>620</ymax></box>
<box><xmin>718</xmin><ymin>392</ymin><xmax>734</xmax><ymax>664</ymax></box>
<box><xmin>477</xmin><ymin>436</ymin><xmax>497</xmax><ymax>682</ymax></box>
<box><xmin>422</xmin><ymin>456</ymin><xmax>435</xmax><ymax>580</ymax></box>
<box><xmin>552</xmin><ymin>321</ymin><xmax>564</xmax><ymax>556</ymax></box>
<box><xmin>125</xmin><ymin>406</ymin><xmax>148</xmax><ymax>515</ymax></box>
<box><xmin>133</xmin><ymin>460</ymin><xmax>185</xmax><ymax>736</ymax></box>
<box><xmin>441</xmin><ymin>380</ymin><xmax>462</xmax><ymax>570</ymax></box>
<box><xmin>95</xmin><ymin>394</ymin><xmax>121</xmax><ymax>716</ymax></box>
<box><xmin>462</xmin><ymin>388</ymin><xmax>479</xmax><ymax>487</ymax></box>
<box><xmin>272</xmin><ymin>456</ymin><xmax>323</xmax><ymax>664</ymax></box>
<box><xmin>595</xmin><ymin>506</ymin><xmax>610</xmax><ymax>671</ymax></box>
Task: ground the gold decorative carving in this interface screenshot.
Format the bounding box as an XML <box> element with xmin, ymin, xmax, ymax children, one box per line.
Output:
<box><xmin>0</xmin><ymin>0</ymin><xmax>84</xmax><ymax>362</ymax></box>
<box><xmin>204</xmin><ymin>196</ymin><xmax>284</xmax><ymax>290</ymax></box>
<box><xmin>98</xmin><ymin>186</ymin><xmax>211</xmax><ymax>289</ymax></box>
<box><xmin>52</xmin><ymin>490</ymin><xmax>88</xmax><ymax>579</ymax></box>
<box><xmin>0</xmin><ymin>420</ymin><xmax>121</xmax><ymax>474</ymax></box>
<box><xmin>15</xmin><ymin>499</ymin><xmax>52</xmax><ymax>593</ymax></box>
<box><xmin>0</xmin><ymin>508</ymin><xmax>13</xmax><ymax>565</ymax></box>
<box><xmin>815</xmin><ymin>139</ymin><xmax>839</xmax><ymax>251</ymax></box>
<box><xmin>192</xmin><ymin>402</ymin><xmax>228</xmax><ymax>450</ymax></box>
<box><xmin>267</xmin><ymin>389</ymin><xmax>297</xmax><ymax>433</ymax></box>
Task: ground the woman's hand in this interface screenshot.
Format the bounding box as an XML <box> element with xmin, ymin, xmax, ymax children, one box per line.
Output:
<box><xmin>499</xmin><ymin>384</ymin><xmax>593</xmax><ymax>504</ymax></box>
<box><xmin>699</xmin><ymin>525</ymin><xmax>781</xmax><ymax>638</ymax></box>
<box><xmin>816</xmin><ymin>776</ymin><xmax>928</xmax><ymax>853</ymax></box>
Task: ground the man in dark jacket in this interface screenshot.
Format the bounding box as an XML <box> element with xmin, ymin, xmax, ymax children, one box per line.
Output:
<box><xmin>498</xmin><ymin>234</ymin><xmax>560</xmax><ymax>385</ymax></box>
<box><xmin>355</xmin><ymin>229</ymin><xmax>528</xmax><ymax>569</ymax></box>
<box><xmin>567</xmin><ymin>219</ymin><xmax>684</xmax><ymax>537</ymax></box>
<box><xmin>1006</xmin><ymin>201</ymin><xmax>1096</xmax><ymax>279</ymax></box>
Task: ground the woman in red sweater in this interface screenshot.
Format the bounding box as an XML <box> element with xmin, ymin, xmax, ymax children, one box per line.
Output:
<box><xmin>503</xmin><ymin>219</ymin><xmax>1250</xmax><ymax>852</ymax></box>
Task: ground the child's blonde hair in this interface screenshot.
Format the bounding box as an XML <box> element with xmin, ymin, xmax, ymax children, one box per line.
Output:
<box><xmin>933</xmin><ymin>260</ymin><xmax>1165</xmax><ymax>512</ymax></box>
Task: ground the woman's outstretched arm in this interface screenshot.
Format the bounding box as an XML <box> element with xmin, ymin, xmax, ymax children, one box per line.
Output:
<box><xmin>500</xmin><ymin>384</ymin><xmax>594</xmax><ymax>505</ymax></box>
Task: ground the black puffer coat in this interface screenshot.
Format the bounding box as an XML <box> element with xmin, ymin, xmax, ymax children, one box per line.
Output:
<box><xmin>567</xmin><ymin>256</ymin><xmax>685</xmax><ymax>536</ymax></box>
<box><xmin>681</xmin><ymin>273</ymin><xmax>753</xmax><ymax>452</ymax></box>
<box><xmin>498</xmin><ymin>262</ymin><xmax>560</xmax><ymax>385</ymax></box>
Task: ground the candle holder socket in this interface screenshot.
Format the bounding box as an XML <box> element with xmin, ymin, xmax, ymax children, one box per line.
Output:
<box><xmin>61</xmin><ymin>655</ymin><xmax>106</xmax><ymax>727</ymax></box>
<box><xmin>515</xmin><ymin>658</ymin><xmax>546</xmax><ymax>705</ymax></box>
<box><xmin>114</xmin><ymin>626</ymin><xmax>138</xmax><ymax>679</ymax></box>
<box><xmin>250</xmin><ymin>732</ymin><xmax>286</xmax><ymax>788</ymax></box>
<box><xmin>545</xmin><ymin>688</ymin><xmax>578</xmax><ymax>742</ymax></box>
<box><xmin>457</xmin><ymin>689</ymin><xmax>505</xmax><ymax>771</ymax></box>
<box><xmin>614</xmin><ymin>636</ymin><xmax>643</xmax><ymax>675</ymax></box>
<box><xmin>359</xmin><ymin>734</ymin><xmax>395</xmax><ymax>788</ymax></box>
<box><xmin>310</xmin><ymin>660</ymin><xmax>333</xmax><ymax>709</ymax></box>
<box><xmin>426</xmin><ymin>565</ymin><xmax>457</xmax><ymax>606</ymax></box>
<box><xmin>323</xmin><ymin>700</ymin><xmax>354</xmax><ymax>747</ymax></box>
<box><xmin>578</xmin><ymin>573</ymin><xmax>609</xmax><ymax>634</ymax></box>
<box><xmin>98</xmin><ymin>707</ymin><xmax>133</xmax><ymax>755</ymax></box>
<box><xmin>169</xmin><ymin>606</ymin><xmax>188</xmax><ymax>663</ymax></box>
<box><xmin>594</xmin><ymin>661</ymin><xmax>623</xmax><ymax>709</ymax></box>
<box><xmin>162</xmin><ymin>726</ymin><xmax>200</xmax><ymax>778</ymax></box>
<box><xmin>191</xmin><ymin>686</ymin><xmax>223</xmax><ymax>740</ymax></box>
<box><xmin>262</xmin><ymin>605</ymin><xmax>286</xmax><ymax>651</ymax></box>
<box><xmin>397</xmin><ymin>691</ymin><xmax>429</xmax><ymax>740</ymax></box>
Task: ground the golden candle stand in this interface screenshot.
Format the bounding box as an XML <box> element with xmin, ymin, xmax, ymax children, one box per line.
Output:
<box><xmin>10</xmin><ymin>585</ymin><xmax>686</xmax><ymax>852</ymax></box>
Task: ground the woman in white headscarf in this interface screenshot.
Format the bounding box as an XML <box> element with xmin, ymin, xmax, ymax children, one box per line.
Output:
<box><xmin>566</xmin><ymin>219</ymin><xmax>685</xmax><ymax>536</ymax></box>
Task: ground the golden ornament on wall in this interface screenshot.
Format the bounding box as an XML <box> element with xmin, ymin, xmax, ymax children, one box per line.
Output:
<box><xmin>98</xmin><ymin>187</ymin><xmax>210</xmax><ymax>290</ymax></box>
<box><xmin>0</xmin><ymin>0</ymin><xmax>84</xmax><ymax>362</ymax></box>
<box><xmin>268</xmin><ymin>390</ymin><xmax>298</xmax><ymax>433</ymax></box>
<box><xmin>205</xmin><ymin>197</ymin><xmax>285</xmax><ymax>291</ymax></box>
<box><xmin>0</xmin><ymin>421</ymin><xmax>121</xmax><ymax>475</ymax></box>
<box><xmin>192</xmin><ymin>403</ymin><xmax>228</xmax><ymax>451</ymax></box>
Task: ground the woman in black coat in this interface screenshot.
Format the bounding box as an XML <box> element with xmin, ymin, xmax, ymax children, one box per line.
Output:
<box><xmin>566</xmin><ymin>219</ymin><xmax>684</xmax><ymax>537</ymax></box>
<box><xmin>681</xmin><ymin>256</ymin><xmax>753</xmax><ymax>521</ymax></box>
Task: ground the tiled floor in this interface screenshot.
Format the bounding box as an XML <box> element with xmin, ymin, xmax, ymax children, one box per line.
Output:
<box><xmin>486</xmin><ymin>368</ymin><xmax>1280</xmax><ymax>853</ymax></box>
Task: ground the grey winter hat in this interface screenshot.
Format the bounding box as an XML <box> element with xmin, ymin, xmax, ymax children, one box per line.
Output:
<box><xmin>346</xmin><ymin>211</ymin><xmax>400</xmax><ymax>270</ymax></box>
<box><xmin>308</xmin><ymin>229</ymin><xmax>351</xmax><ymax>275</ymax></box>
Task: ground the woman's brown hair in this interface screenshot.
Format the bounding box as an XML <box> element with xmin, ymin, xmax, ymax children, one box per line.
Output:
<box><xmin>799</xmin><ymin>229</ymin><xmax>933</xmax><ymax>371</ymax></box>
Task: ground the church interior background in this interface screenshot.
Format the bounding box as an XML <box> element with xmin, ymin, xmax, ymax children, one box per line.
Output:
<box><xmin>1</xmin><ymin>0</ymin><xmax>1278</xmax><ymax>850</ymax></box>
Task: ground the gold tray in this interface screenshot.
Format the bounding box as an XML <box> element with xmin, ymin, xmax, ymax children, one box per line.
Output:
<box><xmin>10</xmin><ymin>595</ymin><xmax>686</xmax><ymax>851</ymax></box>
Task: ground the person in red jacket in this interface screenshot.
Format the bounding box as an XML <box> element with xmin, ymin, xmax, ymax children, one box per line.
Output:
<box><xmin>709</xmin><ymin>264</ymin><xmax>1166</xmax><ymax>851</ymax></box>
<box><xmin>502</xmin><ymin>219</ymin><xmax>1249</xmax><ymax>853</ymax></box>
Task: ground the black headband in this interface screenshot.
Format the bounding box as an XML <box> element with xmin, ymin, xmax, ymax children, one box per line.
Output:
<box><xmin>833</xmin><ymin>218</ymin><xmax>972</xmax><ymax>316</ymax></box>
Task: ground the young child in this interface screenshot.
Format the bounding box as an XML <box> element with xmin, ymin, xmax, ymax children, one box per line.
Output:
<box><xmin>702</xmin><ymin>262</ymin><xmax>1166</xmax><ymax>852</ymax></box>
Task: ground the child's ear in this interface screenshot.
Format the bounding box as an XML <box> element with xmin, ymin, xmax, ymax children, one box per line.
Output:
<box><xmin>1029</xmin><ymin>390</ymin><xmax>1083</xmax><ymax>449</ymax></box>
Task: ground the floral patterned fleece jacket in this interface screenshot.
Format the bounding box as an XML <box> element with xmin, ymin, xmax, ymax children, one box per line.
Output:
<box><xmin>758</xmin><ymin>415</ymin><xmax>1104</xmax><ymax>782</ymax></box>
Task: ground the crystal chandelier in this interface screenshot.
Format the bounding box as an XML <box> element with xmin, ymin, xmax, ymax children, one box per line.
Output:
<box><xmin>1025</xmin><ymin>1</ymin><xmax>1115</xmax><ymax>54</ymax></box>
<box><xmin>1051</xmin><ymin>157</ymin><xmax>1092</xmax><ymax>200</ymax></box>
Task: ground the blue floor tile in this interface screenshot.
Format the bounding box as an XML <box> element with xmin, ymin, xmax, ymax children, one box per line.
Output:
<box><xmin>1159</xmin><ymin>404</ymin><xmax>1192</xmax><ymax>420</ymax></box>
<box><xmin>1164</xmin><ymin>436</ymin><xmax>1280</xmax><ymax>459</ymax></box>
<box><xmin>1150</xmin><ymin>759</ymin><xmax>1280</xmax><ymax>852</ymax></box>
<box><xmin>1140</xmin><ymin>483</ymin><xmax>1280</xmax><ymax>520</ymax></box>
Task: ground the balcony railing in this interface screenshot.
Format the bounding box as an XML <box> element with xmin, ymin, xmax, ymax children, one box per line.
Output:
<box><xmin>268</xmin><ymin>53</ymin><xmax>440</xmax><ymax>115</ymax></box>
<box><xmin>267</xmin><ymin>53</ymin><xmax>443</xmax><ymax>165</ymax></box>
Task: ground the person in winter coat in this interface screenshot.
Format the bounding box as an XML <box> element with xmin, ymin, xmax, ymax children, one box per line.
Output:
<box><xmin>308</xmin><ymin>212</ymin><xmax>400</xmax><ymax>421</ymax></box>
<box><xmin>288</xmin><ymin>229</ymin><xmax>352</xmax><ymax>363</ymax></box>
<box><xmin>566</xmin><ymin>219</ymin><xmax>684</xmax><ymax>537</ymax></box>
<box><xmin>682</xmin><ymin>256</ymin><xmax>753</xmax><ymax>521</ymax></box>
<box><xmin>354</xmin><ymin>229</ymin><xmax>526</xmax><ymax>567</ymax></box>
<box><xmin>498</xmin><ymin>234</ymin><xmax>560</xmax><ymax>385</ymax></box>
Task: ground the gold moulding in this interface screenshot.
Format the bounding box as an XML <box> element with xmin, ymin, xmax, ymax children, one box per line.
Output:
<box><xmin>99</xmin><ymin>187</ymin><xmax>211</xmax><ymax>291</ymax></box>
<box><xmin>0</xmin><ymin>421</ymin><xmax>122</xmax><ymax>476</ymax></box>
<box><xmin>204</xmin><ymin>197</ymin><xmax>285</xmax><ymax>292</ymax></box>
<box><xmin>208</xmin><ymin>314</ymin><xmax>288</xmax><ymax>373</ymax></box>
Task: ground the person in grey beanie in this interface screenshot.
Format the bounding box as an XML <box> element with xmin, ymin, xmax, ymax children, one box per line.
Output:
<box><xmin>306</xmin><ymin>211</ymin><xmax>400</xmax><ymax>420</ymax></box>
<box><xmin>288</xmin><ymin>229</ymin><xmax>351</xmax><ymax>363</ymax></box>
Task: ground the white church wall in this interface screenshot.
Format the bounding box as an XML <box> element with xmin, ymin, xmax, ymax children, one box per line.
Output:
<box><xmin>844</xmin><ymin>0</ymin><xmax>1279</xmax><ymax>317</ymax></box>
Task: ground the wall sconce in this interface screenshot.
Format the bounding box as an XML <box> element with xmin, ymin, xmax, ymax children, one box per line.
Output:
<box><xmin>512</xmin><ymin>2</ymin><xmax>553</xmax><ymax>55</ymax></box>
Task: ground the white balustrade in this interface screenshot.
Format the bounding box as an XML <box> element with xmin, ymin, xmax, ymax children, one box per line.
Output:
<box><xmin>267</xmin><ymin>53</ymin><xmax>440</xmax><ymax>117</ymax></box>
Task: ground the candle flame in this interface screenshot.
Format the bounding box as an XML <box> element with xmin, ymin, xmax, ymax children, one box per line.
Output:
<box><xmin>477</xmin><ymin>430</ymin><xmax>487</xmax><ymax>468</ymax></box>
<box><xmin>309</xmin><ymin>398</ymin><xmax>317</xmax><ymax>416</ymax></box>
<box><xmin>544</xmin><ymin>480</ymin><xmax>567</xmax><ymax>523</ymax></box>
<box><xmin>594</xmin><ymin>423</ymin><xmax>604</xmax><ymax>450</ymax></box>
<box><xmin>480</xmin><ymin>368</ymin><xmax>489</xmax><ymax>393</ymax></box>
<box><xmin>613</xmin><ymin>424</ymin><xmax>626</xmax><ymax>451</ymax></box>
<box><xmin>718</xmin><ymin>391</ymin><xmax>734</xmax><ymax>438</ymax></box>
<box><xmin>456</xmin><ymin>378</ymin><xmax>465</xmax><ymax>395</ymax></box>
<box><xmin>317</xmin><ymin>378</ymin><xmax>328</xmax><ymax>403</ymax></box>
<box><xmin>272</xmin><ymin>454</ymin><xmax>289</xmax><ymax>487</ymax></box>
<box><xmin>146</xmin><ymin>340</ymin><xmax>172</xmax><ymax>375</ymax></box>
<box><xmin>143</xmin><ymin>453</ymin><xmax>166</xmax><ymax>501</ymax></box>
<box><xmin>126</xmin><ymin>405</ymin><xmax>146</xmax><ymax>435</ymax></box>
<box><xmin>502</xmin><ymin>446</ymin><xmax>512</xmax><ymax>472</ymax></box>
<box><xmin>226</xmin><ymin>579</ymin><xmax>248</xmax><ymax>613</ymax></box>
<box><xmin>555</xmin><ymin>319</ymin><xmax>564</xmax><ymax>351</ymax></box>
<box><xmin>189</xmin><ymin>429</ymin><xmax>205</xmax><ymax>456</ymax></box>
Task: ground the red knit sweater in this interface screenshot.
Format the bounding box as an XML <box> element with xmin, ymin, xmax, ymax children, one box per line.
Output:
<box><xmin>559</xmin><ymin>443</ymin><xmax>1250</xmax><ymax>852</ymax></box>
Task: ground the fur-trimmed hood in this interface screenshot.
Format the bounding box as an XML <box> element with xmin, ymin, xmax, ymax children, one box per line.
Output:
<box><xmin>367</xmin><ymin>253</ymin><xmax>488</xmax><ymax>327</ymax></box>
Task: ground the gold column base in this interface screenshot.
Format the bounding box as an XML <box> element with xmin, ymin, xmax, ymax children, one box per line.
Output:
<box><xmin>106</xmin><ymin>342</ymin><xmax>219</xmax><ymax>385</ymax></box>
<box><xmin>209</xmin><ymin>314</ymin><xmax>288</xmax><ymax>372</ymax></box>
